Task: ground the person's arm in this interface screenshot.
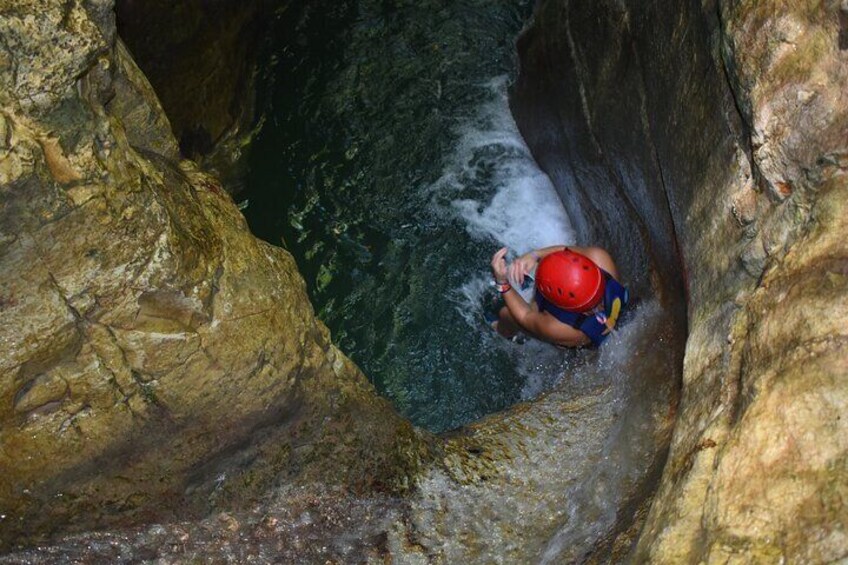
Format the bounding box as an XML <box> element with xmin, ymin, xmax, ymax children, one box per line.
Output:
<box><xmin>507</xmin><ymin>245</ymin><xmax>566</xmax><ymax>286</ymax></box>
<box><xmin>492</xmin><ymin>247</ymin><xmax>590</xmax><ymax>347</ymax></box>
<box><xmin>501</xmin><ymin>289</ymin><xmax>589</xmax><ymax>346</ymax></box>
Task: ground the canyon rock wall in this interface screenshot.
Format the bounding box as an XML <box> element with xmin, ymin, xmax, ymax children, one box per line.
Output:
<box><xmin>512</xmin><ymin>0</ymin><xmax>847</xmax><ymax>561</ymax></box>
<box><xmin>0</xmin><ymin>0</ymin><xmax>422</xmax><ymax>549</ymax></box>
<box><xmin>114</xmin><ymin>0</ymin><xmax>276</xmax><ymax>191</ymax></box>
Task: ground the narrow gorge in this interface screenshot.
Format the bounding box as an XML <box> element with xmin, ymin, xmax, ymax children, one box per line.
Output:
<box><xmin>0</xmin><ymin>0</ymin><xmax>845</xmax><ymax>562</ymax></box>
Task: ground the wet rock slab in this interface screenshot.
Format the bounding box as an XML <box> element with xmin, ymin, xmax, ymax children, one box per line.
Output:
<box><xmin>511</xmin><ymin>0</ymin><xmax>848</xmax><ymax>561</ymax></box>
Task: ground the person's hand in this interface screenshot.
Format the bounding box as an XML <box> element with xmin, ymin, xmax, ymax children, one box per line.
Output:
<box><xmin>490</xmin><ymin>247</ymin><xmax>509</xmax><ymax>283</ymax></box>
<box><xmin>508</xmin><ymin>252</ymin><xmax>537</xmax><ymax>287</ymax></box>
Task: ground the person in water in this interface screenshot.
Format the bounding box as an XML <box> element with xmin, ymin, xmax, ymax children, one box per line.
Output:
<box><xmin>489</xmin><ymin>245</ymin><xmax>629</xmax><ymax>348</ymax></box>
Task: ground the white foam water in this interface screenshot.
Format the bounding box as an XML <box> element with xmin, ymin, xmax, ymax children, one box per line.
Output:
<box><xmin>431</xmin><ymin>76</ymin><xmax>574</xmax><ymax>339</ymax></box>
<box><xmin>433</xmin><ymin>76</ymin><xmax>574</xmax><ymax>256</ymax></box>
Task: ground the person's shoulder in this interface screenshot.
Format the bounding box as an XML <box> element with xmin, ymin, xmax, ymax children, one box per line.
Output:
<box><xmin>574</xmin><ymin>246</ymin><xmax>617</xmax><ymax>277</ymax></box>
<box><xmin>569</xmin><ymin>244</ymin><xmax>609</xmax><ymax>256</ymax></box>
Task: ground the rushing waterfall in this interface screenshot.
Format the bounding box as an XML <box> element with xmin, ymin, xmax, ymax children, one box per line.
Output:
<box><xmin>429</xmin><ymin>75</ymin><xmax>587</xmax><ymax>402</ymax></box>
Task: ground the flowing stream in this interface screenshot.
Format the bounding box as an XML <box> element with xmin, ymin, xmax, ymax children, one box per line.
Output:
<box><xmin>242</xmin><ymin>0</ymin><xmax>584</xmax><ymax>432</ymax></box>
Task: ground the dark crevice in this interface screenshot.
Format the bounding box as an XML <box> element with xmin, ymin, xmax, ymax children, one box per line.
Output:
<box><xmin>564</xmin><ymin>3</ymin><xmax>675</xmax><ymax>295</ymax></box>
<box><xmin>629</xmin><ymin>19</ymin><xmax>690</xmax><ymax>308</ymax></box>
<box><xmin>649</xmin><ymin>141</ymin><xmax>689</xmax><ymax>305</ymax></box>
<box><xmin>713</xmin><ymin>1</ymin><xmax>762</xmax><ymax>192</ymax></box>
<box><xmin>564</xmin><ymin>7</ymin><xmax>604</xmax><ymax>159</ymax></box>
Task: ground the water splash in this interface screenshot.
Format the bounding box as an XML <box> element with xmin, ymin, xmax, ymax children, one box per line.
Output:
<box><xmin>434</xmin><ymin>76</ymin><xmax>574</xmax><ymax>342</ymax></box>
<box><xmin>538</xmin><ymin>300</ymin><xmax>669</xmax><ymax>563</ymax></box>
<box><xmin>432</xmin><ymin>76</ymin><xmax>574</xmax><ymax>256</ymax></box>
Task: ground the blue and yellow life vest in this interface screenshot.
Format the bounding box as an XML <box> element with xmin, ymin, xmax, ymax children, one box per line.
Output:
<box><xmin>535</xmin><ymin>270</ymin><xmax>629</xmax><ymax>347</ymax></box>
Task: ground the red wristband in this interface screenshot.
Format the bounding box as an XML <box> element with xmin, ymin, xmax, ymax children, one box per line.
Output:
<box><xmin>496</xmin><ymin>282</ymin><xmax>511</xmax><ymax>293</ymax></box>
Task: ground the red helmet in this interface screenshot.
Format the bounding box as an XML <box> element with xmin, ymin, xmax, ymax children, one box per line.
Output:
<box><xmin>535</xmin><ymin>249</ymin><xmax>605</xmax><ymax>313</ymax></box>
